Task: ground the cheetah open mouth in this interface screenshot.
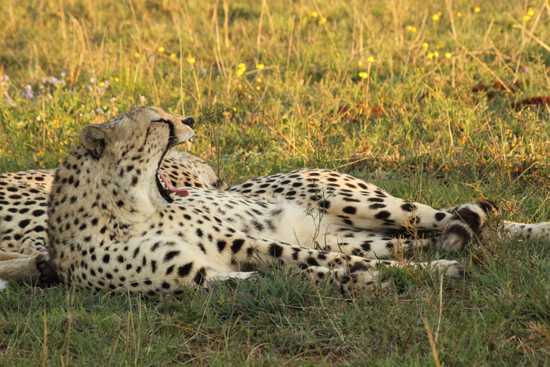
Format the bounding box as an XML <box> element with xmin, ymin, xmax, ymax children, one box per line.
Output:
<box><xmin>158</xmin><ymin>174</ymin><xmax>189</xmax><ymax>198</ymax></box>
<box><xmin>153</xmin><ymin>118</ymin><xmax>191</xmax><ymax>203</ymax></box>
<box><xmin>156</xmin><ymin>167</ymin><xmax>190</xmax><ymax>203</ymax></box>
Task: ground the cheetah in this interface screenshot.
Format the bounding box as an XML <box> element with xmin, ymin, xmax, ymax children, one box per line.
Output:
<box><xmin>39</xmin><ymin>106</ymin><xmax>499</xmax><ymax>295</ymax></box>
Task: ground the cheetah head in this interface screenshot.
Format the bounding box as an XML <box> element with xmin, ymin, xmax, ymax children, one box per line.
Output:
<box><xmin>80</xmin><ymin>106</ymin><xmax>195</xmax><ymax>205</ymax></box>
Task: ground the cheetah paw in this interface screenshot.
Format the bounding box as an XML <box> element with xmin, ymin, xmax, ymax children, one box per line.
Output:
<box><xmin>428</xmin><ymin>259</ymin><xmax>465</xmax><ymax>278</ymax></box>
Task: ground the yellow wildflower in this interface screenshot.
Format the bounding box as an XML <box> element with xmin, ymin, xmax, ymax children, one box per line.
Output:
<box><xmin>406</xmin><ymin>25</ymin><xmax>417</xmax><ymax>33</ymax></box>
<box><xmin>422</xmin><ymin>42</ymin><xmax>429</xmax><ymax>50</ymax></box>
<box><xmin>319</xmin><ymin>16</ymin><xmax>327</xmax><ymax>25</ymax></box>
<box><xmin>527</xmin><ymin>8</ymin><xmax>535</xmax><ymax>17</ymax></box>
<box><xmin>310</xmin><ymin>11</ymin><xmax>319</xmax><ymax>18</ymax></box>
<box><xmin>457</xmin><ymin>11</ymin><xmax>463</xmax><ymax>17</ymax></box>
<box><xmin>157</xmin><ymin>46</ymin><xmax>165</xmax><ymax>53</ymax></box>
<box><xmin>432</xmin><ymin>13</ymin><xmax>441</xmax><ymax>22</ymax></box>
<box><xmin>367</xmin><ymin>56</ymin><xmax>375</xmax><ymax>63</ymax></box>
<box><xmin>236</xmin><ymin>63</ymin><xmax>247</xmax><ymax>77</ymax></box>
<box><xmin>170</xmin><ymin>53</ymin><xmax>177</xmax><ymax>61</ymax></box>
<box><xmin>473</xmin><ymin>6</ymin><xmax>481</xmax><ymax>13</ymax></box>
<box><xmin>256</xmin><ymin>63</ymin><xmax>265</xmax><ymax>70</ymax></box>
<box><xmin>186</xmin><ymin>55</ymin><xmax>196</xmax><ymax>65</ymax></box>
<box><xmin>427</xmin><ymin>51</ymin><xmax>439</xmax><ymax>60</ymax></box>
<box><xmin>522</xmin><ymin>15</ymin><xmax>531</xmax><ymax>22</ymax></box>
<box><xmin>444</xmin><ymin>52</ymin><xmax>452</xmax><ymax>59</ymax></box>
<box><xmin>358</xmin><ymin>71</ymin><xmax>368</xmax><ymax>79</ymax></box>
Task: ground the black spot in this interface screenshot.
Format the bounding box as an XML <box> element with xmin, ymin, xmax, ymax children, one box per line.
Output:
<box><xmin>252</xmin><ymin>220</ymin><xmax>264</xmax><ymax>231</ymax></box>
<box><xmin>435</xmin><ymin>212</ymin><xmax>446</xmax><ymax>221</ymax></box>
<box><xmin>319</xmin><ymin>200</ymin><xmax>331</xmax><ymax>209</ymax></box>
<box><xmin>306</xmin><ymin>257</ymin><xmax>319</xmax><ymax>266</ymax></box>
<box><xmin>193</xmin><ymin>268</ymin><xmax>206</xmax><ymax>285</ymax></box>
<box><xmin>231</xmin><ymin>239</ymin><xmax>245</xmax><ymax>253</ymax></box>
<box><xmin>216</xmin><ymin>240</ymin><xmax>226</xmax><ymax>252</ymax></box>
<box><xmin>102</xmin><ymin>254</ymin><xmax>110</xmax><ymax>264</ymax></box>
<box><xmin>269</xmin><ymin>243</ymin><xmax>283</xmax><ymax>258</ymax></box>
<box><xmin>178</xmin><ymin>262</ymin><xmax>193</xmax><ymax>277</ymax></box>
<box><xmin>375</xmin><ymin>210</ymin><xmax>391</xmax><ymax>220</ymax></box>
<box><xmin>369</xmin><ymin>203</ymin><xmax>386</xmax><ymax>209</ymax></box>
<box><xmin>361</xmin><ymin>241</ymin><xmax>371</xmax><ymax>251</ymax></box>
<box><xmin>18</xmin><ymin>219</ymin><xmax>31</xmax><ymax>229</ymax></box>
<box><xmin>342</xmin><ymin>206</ymin><xmax>357</xmax><ymax>215</ymax></box>
<box><xmin>163</xmin><ymin>250</ymin><xmax>181</xmax><ymax>262</ymax></box>
<box><xmin>368</xmin><ymin>197</ymin><xmax>384</xmax><ymax>203</ymax></box>
<box><xmin>401</xmin><ymin>203</ymin><xmax>416</xmax><ymax>212</ymax></box>
<box><xmin>165</xmin><ymin>265</ymin><xmax>175</xmax><ymax>275</ymax></box>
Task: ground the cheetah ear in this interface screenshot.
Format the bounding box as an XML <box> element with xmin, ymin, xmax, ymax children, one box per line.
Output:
<box><xmin>80</xmin><ymin>125</ymin><xmax>107</xmax><ymax>159</ymax></box>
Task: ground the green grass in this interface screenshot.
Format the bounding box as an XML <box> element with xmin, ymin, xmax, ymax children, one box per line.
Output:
<box><xmin>1</xmin><ymin>0</ymin><xmax>550</xmax><ymax>365</ymax></box>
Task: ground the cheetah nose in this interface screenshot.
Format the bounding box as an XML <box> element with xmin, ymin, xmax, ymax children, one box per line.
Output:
<box><xmin>182</xmin><ymin>117</ymin><xmax>194</xmax><ymax>128</ymax></box>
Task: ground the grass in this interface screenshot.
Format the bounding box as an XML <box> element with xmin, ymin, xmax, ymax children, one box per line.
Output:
<box><xmin>1</xmin><ymin>0</ymin><xmax>550</xmax><ymax>365</ymax></box>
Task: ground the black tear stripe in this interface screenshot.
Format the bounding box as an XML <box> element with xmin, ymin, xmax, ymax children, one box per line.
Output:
<box><xmin>150</xmin><ymin>119</ymin><xmax>179</xmax><ymax>204</ymax></box>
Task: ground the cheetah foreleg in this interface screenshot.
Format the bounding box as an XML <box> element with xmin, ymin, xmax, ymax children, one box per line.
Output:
<box><xmin>229</xmin><ymin>237</ymin><xmax>465</xmax><ymax>285</ymax></box>
<box><xmin>207</xmin><ymin>271</ymin><xmax>259</xmax><ymax>283</ymax></box>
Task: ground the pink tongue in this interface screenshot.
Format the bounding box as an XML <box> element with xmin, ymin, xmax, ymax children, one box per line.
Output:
<box><xmin>160</xmin><ymin>174</ymin><xmax>189</xmax><ymax>197</ymax></box>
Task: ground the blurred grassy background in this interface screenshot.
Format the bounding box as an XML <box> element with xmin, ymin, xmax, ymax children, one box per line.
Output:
<box><xmin>1</xmin><ymin>1</ymin><xmax>550</xmax><ymax>365</ymax></box>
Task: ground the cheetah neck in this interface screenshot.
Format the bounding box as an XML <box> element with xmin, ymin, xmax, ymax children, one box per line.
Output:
<box><xmin>52</xmin><ymin>148</ymin><xmax>164</xmax><ymax>225</ymax></box>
